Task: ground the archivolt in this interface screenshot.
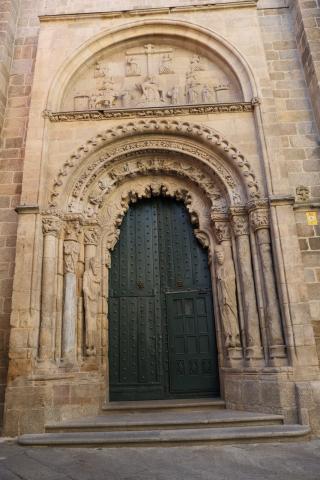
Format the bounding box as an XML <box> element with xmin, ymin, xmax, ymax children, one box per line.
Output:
<box><xmin>49</xmin><ymin>119</ymin><xmax>261</xmax><ymax>210</ymax></box>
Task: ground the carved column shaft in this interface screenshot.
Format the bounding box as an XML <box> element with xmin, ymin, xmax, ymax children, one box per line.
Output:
<box><xmin>212</xmin><ymin>217</ymin><xmax>242</xmax><ymax>362</ymax></box>
<box><xmin>231</xmin><ymin>212</ymin><xmax>263</xmax><ymax>361</ymax></box>
<box><xmin>62</xmin><ymin>222</ymin><xmax>81</xmax><ymax>364</ymax></box>
<box><xmin>39</xmin><ymin>218</ymin><xmax>60</xmax><ymax>361</ymax></box>
<box><xmin>83</xmin><ymin>227</ymin><xmax>100</xmax><ymax>357</ymax></box>
<box><xmin>250</xmin><ymin>209</ymin><xmax>286</xmax><ymax>360</ymax></box>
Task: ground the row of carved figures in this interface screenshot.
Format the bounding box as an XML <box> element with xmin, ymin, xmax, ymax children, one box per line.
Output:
<box><xmin>38</xmin><ymin>204</ymin><xmax>287</xmax><ymax>368</ymax></box>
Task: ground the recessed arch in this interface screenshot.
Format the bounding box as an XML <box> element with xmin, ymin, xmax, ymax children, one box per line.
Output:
<box><xmin>46</xmin><ymin>19</ymin><xmax>258</xmax><ymax>111</ymax></box>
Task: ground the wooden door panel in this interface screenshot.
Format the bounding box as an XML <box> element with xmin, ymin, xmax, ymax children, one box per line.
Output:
<box><xmin>109</xmin><ymin>197</ymin><xmax>219</xmax><ymax>401</ymax></box>
<box><xmin>167</xmin><ymin>292</ymin><xmax>219</xmax><ymax>395</ymax></box>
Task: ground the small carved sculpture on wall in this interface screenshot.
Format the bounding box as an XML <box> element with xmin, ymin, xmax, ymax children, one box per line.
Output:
<box><xmin>186</xmin><ymin>75</ymin><xmax>200</xmax><ymax>104</ymax></box>
<box><xmin>83</xmin><ymin>257</ymin><xmax>101</xmax><ymax>356</ymax></box>
<box><xmin>64</xmin><ymin>241</ymin><xmax>80</xmax><ymax>274</ymax></box>
<box><xmin>126</xmin><ymin>56</ymin><xmax>141</xmax><ymax>77</ymax></box>
<box><xmin>215</xmin><ymin>245</ymin><xmax>241</xmax><ymax>350</ymax></box>
<box><xmin>159</xmin><ymin>53</ymin><xmax>174</xmax><ymax>74</ymax></box>
<box><xmin>190</xmin><ymin>54</ymin><xmax>204</xmax><ymax>72</ymax></box>
<box><xmin>139</xmin><ymin>76</ymin><xmax>164</xmax><ymax>104</ymax></box>
<box><xmin>296</xmin><ymin>185</ymin><xmax>310</xmax><ymax>202</ymax></box>
<box><xmin>167</xmin><ymin>86</ymin><xmax>179</xmax><ymax>105</ymax></box>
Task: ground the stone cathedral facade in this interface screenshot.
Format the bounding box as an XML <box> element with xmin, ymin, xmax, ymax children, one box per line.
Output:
<box><xmin>1</xmin><ymin>0</ymin><xmax>320</xmax><ymax>437</ymax></box>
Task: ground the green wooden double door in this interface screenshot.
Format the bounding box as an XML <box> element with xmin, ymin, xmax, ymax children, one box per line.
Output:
<box><xmin>109</xmin><ymin>197</ymin><xmax>219</xmax><ymax>401</ymax></box>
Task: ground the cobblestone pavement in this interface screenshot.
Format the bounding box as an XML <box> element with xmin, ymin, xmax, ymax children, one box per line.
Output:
<box><xmin>0</xmin><ymin>439</ymin><xmax>320</xmax><ymax>480</ymax></box>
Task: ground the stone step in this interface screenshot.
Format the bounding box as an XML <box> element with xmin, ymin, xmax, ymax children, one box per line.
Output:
<box><xmin>101</xmin><ymin>398</ymin><xmax>226</xmax><ymax>414</ymax></box>
<box><xmin>45</xmin><ymin>409</ymin><xmax>284</xmax><ymax>433</ymax></box>
<box><xmin>18</xmin><ymin>424</ymin><xmax>311</xmax><ymax>448</ymax></box>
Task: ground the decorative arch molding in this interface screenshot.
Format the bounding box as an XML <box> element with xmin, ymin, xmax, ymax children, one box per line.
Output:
<box><xmin>49</xmin><ymin>119</ymin><xmax>261</xmax><ymax>210</ymax></box>
<box><xmin>46</xmin><ymin>19</ymin><xmax>258</xmax><ymax>112</ymax></box>
<box><xmin>99</xmin><ymin>175</ymin><xmax>213</xmax><ymax>268</ymax></box>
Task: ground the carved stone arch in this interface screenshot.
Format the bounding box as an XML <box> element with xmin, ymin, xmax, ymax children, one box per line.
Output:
<box><xmin>46</xmin><ymin>19</ymin><xmax>258</xmax><ymax>112</ymax></box>
<box><xmin>67</xmin><ymin>148</ymin><xmax>234</xmax><ymax>217</ymax></box>
<box><xmin>98</xmin><ymin>174</ymin><xmax>214</xmax><ymax>268</ymax></box>
<box><xmin>49</xmin><ymin>120</ymin><xmax>261</xmax><ymax>209</ymax></box>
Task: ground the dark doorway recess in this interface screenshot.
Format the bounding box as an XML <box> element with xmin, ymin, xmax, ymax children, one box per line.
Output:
<box><xmin>109</xmin><ymin>197</ymin><xmax>219</xmax><ymax>401</ymax></box>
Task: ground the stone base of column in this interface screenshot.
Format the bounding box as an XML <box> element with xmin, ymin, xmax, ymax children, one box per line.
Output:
<box><xmin>245</xmin><ymin>346</ymin><xmax>264</xmax><ymax>365</ymax></box>
<box><xmin>269</xmin><ymin>345</ymin><xmax>287</xmax><ymax>366</ymax></box>
<box><xmin>227</xmin><ymin>347</ymin><xmax>243</xmax><ymax>361</ymax></box>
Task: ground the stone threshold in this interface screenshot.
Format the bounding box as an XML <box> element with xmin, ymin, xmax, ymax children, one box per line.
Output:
<box><xmin>43</xmin><ymin>102</ymin><xmax>254</xmax><ymax>123</ymax></box>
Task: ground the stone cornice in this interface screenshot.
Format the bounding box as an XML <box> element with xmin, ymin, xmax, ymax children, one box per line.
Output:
<box><xmin>269</xmin><ymin>195</ymin><xmax>295</xmax><ymax>206</ymax></box>
<box><xmin>43</xmin><ymin>102</ymin><xmax>254</xmax><ymax>122</ymax></box>
<box><xmin>39</xmin><ymin>1</ymin><xmax>258</xmax><ymax>21</ymax></box>
<box><xmin>15</xmin><ymin>204</ymin><xmax>40</xmax><ymax>214</ymax></box>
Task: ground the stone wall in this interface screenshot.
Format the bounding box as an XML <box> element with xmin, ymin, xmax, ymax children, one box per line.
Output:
<box><xmin>0</xmin><ymin>0</ymin><xmax>19</xmax><ymax>133</ymax></box>
<box><xmin>257</xmin><ymin>1</ymin><xmax>320</xmax><ymax>361</ymax></box>
<box><xmin>0</xmin><ymin>0</ymin><xmax>40</xmax><ymax>426</ymax></box>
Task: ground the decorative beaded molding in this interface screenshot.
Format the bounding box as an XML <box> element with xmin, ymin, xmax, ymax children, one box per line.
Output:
<box><xmin>43</xmin><ymin>102</ymin><xmax>254</xmax><ymax>122</ymax></box>
<box><xmin>49</xmin><ymin>119</ymin><xmax>261</xmax><ymax>209</ymax></box>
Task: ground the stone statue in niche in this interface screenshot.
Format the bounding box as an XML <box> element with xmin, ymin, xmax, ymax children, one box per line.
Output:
<box><xmin>126</xmin><ymin>56</ymin><xmax>141</xmax><ymax>77</ymax></box>
<box><xmin>159</xmin><ymin>53</ymin><xmax>174</xmax><ymax>74</ymax></box>
<box><xmin>83</xmin><ymin>257</ymin><xmax>101</xmax><ymax>356</ymax></box>
<box><xmin>215</xmin><ymin>245</ymin><xmax>241</xmax><ymax>349</ymax></box>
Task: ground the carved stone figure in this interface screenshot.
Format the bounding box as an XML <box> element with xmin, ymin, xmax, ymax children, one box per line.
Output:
<box><xmin>296</xmin><ymin>185</ymin><xmax>310</xmax><ymax>202</ymax></box>
<box><xmin>126</xmin><ymin>56</ymin><xmax>141</xmax><ymax>76</ymax></box>
<box><xmin>159</xmin><ymin>53</ymin><xmax>174</xmax><ymax>74</ymax></box>
<box><xmin>201</xmin><ymin>85</ymin><xmax>211</xmax><ymax>103</ymax></box>
<box><xmin>64</xmin><ymin>240</ymin><xmax>80</xmax><ymax>274</ymax></box>
<box><xmin>186</xmin><ymin>76</ymin><xmax>200</xmax><ymax>104</ymax></box>
<box><xmin>167</xmin><ymin>86</ymin><xmax>179</xmax><ymax>105</ymax></box>
<box><xmin>83</xmin><ymin>257</ymin><xmax>101</xmax><ymax>356</ymax></box>
<box><xmin>139</xmin><ymin>76</ymin><xmax>164</xmax><ymax>104</ymax></box>
<box><xmin>215</xmin><ymin>245</ymin><xmax>240</xmax><ymax>349</ymax></box>
<box><xmin>190</xmin><ymin>54</ymin><xmax>204</xmax><ymax>72</ymax></box>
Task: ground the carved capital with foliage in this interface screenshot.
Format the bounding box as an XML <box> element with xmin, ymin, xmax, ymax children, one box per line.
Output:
<box><xmin>42</xmin><ymin>216</ymin><xmax>61</xmax><ymax>237</ymax></box>
<box><xmin>230</xmin><ymin>214</ymin><xmax>249</xmax><ymax>237</ymax></box>
<box><xmin>250</xmin><ymin>208</ymin><xmax>269</xmax><ymax>231</ymax></box>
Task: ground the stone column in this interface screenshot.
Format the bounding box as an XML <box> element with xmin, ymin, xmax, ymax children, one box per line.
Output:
<box><xmin>83</xmin><ymin>226</ymin><xmax>100</xmax><ymax>357</ymax></box>
<box><xmin>39</xmin><ymin>216</ymin><xmax>61</xmax><ymax>362</ymax></box>
<box><xmin>62</xmin><ymin>221</ymin><xmax>81</xmax><ymax>364</ymax></box>
<box><xmin>230</xmin><ymin>208</ymin><xmax>263</xmax><ymax>362</ymax></box>
<box><xmin>212</xmin><ymin>213</ymin><xmax>242</xmax><ymax>362</ymax></box>
<box><xmin>250</xmin><ymin>205</ymin><xmax>286</xmax><ymax>361</ymax></box>
<box><xmin>84</xmin><ymin>227</ymin><xmax>99</xmax><ymax>267</ymax></box>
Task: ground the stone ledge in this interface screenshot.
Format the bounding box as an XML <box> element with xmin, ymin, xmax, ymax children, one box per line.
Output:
<box><xmin>39</xmin><ymin>1</ymin><xmax>258</xmax><ymax>20</ymax></box>
<box><xmin>43</xmin><ymin>102</ymin><xmax>254</xmax><ymax>122</ymax></box>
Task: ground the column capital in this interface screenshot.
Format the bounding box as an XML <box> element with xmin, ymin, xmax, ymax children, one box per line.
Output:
<box><xmin>84</xmin><ymin>227</ymin><xmax>99</xmax><ymax>246</ymax></box>
<box><xmin>230</xmin><ymin>210</ymin><xmax>249</xmax><ymax>237</ymax></box>
<box><xmin>42</xmin><ymin>216</ymin><xmax>61</xmax><ymax>237</ymax></box>
<box><xmin>64</xmin><ymin>220</ymin><xmax>81</xmax><ymax>242</ymax></box>
<box><xmin>250</xmin><ymin>208</ymin><xmax>270</xmax><ymax>232</ymax></box>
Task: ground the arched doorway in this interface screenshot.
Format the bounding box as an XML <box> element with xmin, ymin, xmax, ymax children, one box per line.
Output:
<box><xmin>109</xmin><ymin>196</ymin><xmax>219</xmax><ymax>401</ymax></box>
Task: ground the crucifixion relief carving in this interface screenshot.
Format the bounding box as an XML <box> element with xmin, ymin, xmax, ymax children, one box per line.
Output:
<box><xmin>66</xmin><ymin>42</ymin><xmax>241</xmax><ymax>112</ymax></box>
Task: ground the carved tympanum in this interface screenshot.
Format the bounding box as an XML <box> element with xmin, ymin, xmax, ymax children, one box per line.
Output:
<box><xmin>63</xmin><ymin>43</ymin><xmax>241</xmax><ymax>112</ymax></box>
